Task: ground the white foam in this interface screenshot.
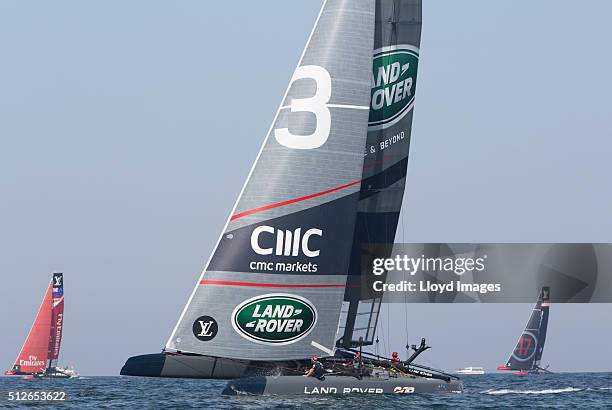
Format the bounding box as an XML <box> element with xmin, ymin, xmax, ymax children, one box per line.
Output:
<box><xmin>481</xmin><ymin>387</ymin><xmax>583</xmax><ymax>395</ymax></box>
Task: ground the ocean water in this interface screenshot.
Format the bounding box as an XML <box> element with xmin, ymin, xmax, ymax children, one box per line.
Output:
<box><xmin>0</xmin><ymin>373</ymin><xmax>610</xmax><ymax>409</ymax></box>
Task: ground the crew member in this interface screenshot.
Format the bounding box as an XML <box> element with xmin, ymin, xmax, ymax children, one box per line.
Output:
<box><xmin>391</xmin><ymin>351</ymin><xmax>400</xmax><ymax>366</ymax></box>
<box><xmin>304</xmin><ymin>356</ymin><xmax>325</xmax><ymax>379</ymax></box>
<box><xmin>349</xmin><ymin>351</ymin><xmax>363</xmax><ymax>366</ymax></box>
<box><xmin>342</xmin><ymin>351</ymin><xmax>359</xmax><ymax>367</ymax></box>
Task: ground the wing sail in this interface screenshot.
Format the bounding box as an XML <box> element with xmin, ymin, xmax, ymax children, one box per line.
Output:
<box><xmin>9</xmin><ymin>279</ymin><xmax>54</xmax><ymax>374</ymax></box>
<box><xmin>500</xmin><ymin>287</ymin><xmax>551</xmax><ymax>371</ymax></box>
<box><xmin>340</xmin><ymin>0</ymin><xmax>423</xmax><ymax>348</ymax></box>
<box><xmin>166</xmin><ymin>0</ymin><xmax>377</xmax><ymax>361</ymax></box>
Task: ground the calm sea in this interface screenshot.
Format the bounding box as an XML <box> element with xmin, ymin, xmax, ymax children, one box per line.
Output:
<box><xmin>1</xmin><ymin>373</ymin><xmax>610</xmax><ymax>409</ymax></box>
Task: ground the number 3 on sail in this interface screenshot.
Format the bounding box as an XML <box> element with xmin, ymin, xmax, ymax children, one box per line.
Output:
<box><xmin>275</xmin><ymin>65</ymin><xmax>332</xmax><ymax>150</ymax></box>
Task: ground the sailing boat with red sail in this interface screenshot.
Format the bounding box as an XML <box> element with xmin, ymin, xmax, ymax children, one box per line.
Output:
<box><xmin>4</xmin><ymin>272</ymin><xmax>77</xmax><ymax>378</ymax></box>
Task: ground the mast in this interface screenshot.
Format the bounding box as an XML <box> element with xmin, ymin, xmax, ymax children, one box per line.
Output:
<box><xmin>339</xmin><ymin>0</ymin><xmax>422</xmax><ymax>349</ymax></box>
<box><xmin>49</xmin><ymin>273</ymin><xmax>65</xmax><ymax>375</ymax></box>
<box><xmin>533</xmin><ymin>287</ymin><xmax>550</xmax><ymax>371</ymax></box>
<box><xmin>47</xmin><ymin>289</ymin><xmax>54</xmax><ymax>376</ymax></box>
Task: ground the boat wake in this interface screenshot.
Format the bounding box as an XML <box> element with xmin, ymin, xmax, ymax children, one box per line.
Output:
<box><xmin>481</xmin><ymin>387</ymin><xmax>583</xmax><ymax>395</ymax></box>
<box><xmin>224</xmin><ymin>385</ymin><xmax>253</xmax><ymax>396</ymax></box>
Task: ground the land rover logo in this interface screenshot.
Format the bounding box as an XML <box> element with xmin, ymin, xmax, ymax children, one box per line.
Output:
<box><xmin>192</xmin><ymin>315</ymin><xmax>218</xmax><ymax>341</ymax></box>
<box><xmin>232</xmin><ymin>294</ymin><xmax>317</xmax><ymax>345</ymax></box>
<box><xmin>368</xmin><ymin>45</ymin><xmax>419</xmax><ymax>130</ymax></box>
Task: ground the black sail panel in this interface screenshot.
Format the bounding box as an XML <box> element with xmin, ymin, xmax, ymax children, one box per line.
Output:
<box><xmin>534</xmin><ymin>287</ymin><xmax>550</xmax><ymax>367</ymax></box>
<box><xmin>503</xmin><ymin>287</ymin><xmax>551</xmax><ymax>371</ymax></box>
<box><xmin>341</xmin><ymin>0</ymin><xmax>423</xmax><ymax>348</ymax></box>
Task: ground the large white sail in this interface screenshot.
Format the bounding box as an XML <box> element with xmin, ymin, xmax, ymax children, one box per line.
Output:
<box><xmin>166</xmin><ymin>0</ymin><xmax>377</xmax><ymax>361</ymax></box>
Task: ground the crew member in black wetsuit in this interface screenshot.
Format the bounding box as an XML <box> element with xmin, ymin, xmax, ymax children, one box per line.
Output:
<box><xmin>304</xmin><ymin>356</ymin><xmax>325</xmax><ymax>379</ymax></box>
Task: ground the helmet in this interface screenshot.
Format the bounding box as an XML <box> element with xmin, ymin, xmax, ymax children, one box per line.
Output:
<box><xmin>311</xmin><ymin>355</ymin><xmax>319</xmax><ymax>362</ymax></box>
<box><xmin>392</xmin><ymin>352</ymin><xmax>398</xmax><ymax>357</ymax></box>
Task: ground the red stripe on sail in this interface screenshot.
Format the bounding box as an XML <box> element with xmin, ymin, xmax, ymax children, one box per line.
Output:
<box><xmin>230</xmin><ymin>180</ymin><xmax>361</xmax><ymax>221</ymax></box>
<box><xmin>200</xmin><ymin>280</ymin><xmax>348</xmax><ymax>288</ymax></box>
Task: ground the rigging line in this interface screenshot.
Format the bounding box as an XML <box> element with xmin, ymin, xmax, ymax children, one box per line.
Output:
<box><xmin>378</xmin><ymin>313</ymin><xmax>386</xmax><ymax>358</ymax></box>
<box><xmin>375</xmin><ymin>334</ymin><xmax>379</xmax><ymax>357</ymax></box>
<box><xmin>378</xmin><ymin>306</ymin><xmax>387</xmax><ymax>358</ymax></box>
<box><xmin>401</xmin><ymin>207</ymin><xmax>409</xmax><ymax>350</ymax></box>
<box><xmin>386</xmin><ymin>302</ymin><xmax>390</xmax><ymax>356</ymax></box>
<box><xmin>360</xmin><ymin>207</ymin><xmax>373</xmax><ymax>343</ymax></box>
<box><xmin>419</xmin><ymin>353</ymin><xmax>444</xmax><ymax>374</ymax></box>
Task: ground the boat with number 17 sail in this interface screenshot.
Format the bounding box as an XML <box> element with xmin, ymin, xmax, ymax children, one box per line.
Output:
<box><xmin>121</xmin><ymin>0</ymin><xmax>462</xmax><ymax>395</ymax></box>
<box><xmin>497</xmin><ymin>287</ymin><xmax>552</xmax><ymax>375</ymax></box>
<box><xmin>4</xmin><ymin>272</ymin><xmax>78</xmax><ymax>379</ymax></box>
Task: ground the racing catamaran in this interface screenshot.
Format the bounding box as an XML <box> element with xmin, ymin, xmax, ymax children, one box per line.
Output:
<box><xmin>4</xmin><ymin>272</ymin><xmax>77</xmax><ymax>378</ymax></box>
<box><xmin>497</xmin><ymin>287</ymin><xmax>552</xmax><ymax>375</ymax></box>
<box><xmin>122</xmin><ymin>0</ymin><xmax>462</xmax><ymax>394</ymax></box>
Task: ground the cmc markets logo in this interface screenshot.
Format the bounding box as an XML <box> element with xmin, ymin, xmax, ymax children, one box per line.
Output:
<box><xmin>512</xmin><ymin>331</ymin><xmax>538</xmax><ymax>361</ymax></box>
<box><xmin>192</xmin><ymin>315</ymin><xmax>218</xmax><ymax>341</ymax></box>
<box><xmin>368</xmin><ymin>45</ymin><xmax>419</xmax><ymax>130</ymax></box>
<box><xmin>250</xmin><ymin>226</ymin><xmax>322</xmax><ymax>258</ymax></box>
<box><xmin>232</xmin><ymin>294</ymin><xmax>317</xmax><ymax>345</ymax></box>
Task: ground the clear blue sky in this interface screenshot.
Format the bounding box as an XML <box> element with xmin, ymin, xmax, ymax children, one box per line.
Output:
<box><xmin>1</xmin><ymin>1</ymin><xmax>611</xmax><ymax>375</ymax></box>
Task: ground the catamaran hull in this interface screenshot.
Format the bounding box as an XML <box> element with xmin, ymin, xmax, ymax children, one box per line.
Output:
<box><xmin>32</xmin><ymin>373</ymin><xmax>73</xmax><ymax>379</ymax></box>
<box><xmin>121</xmin><ymin>353</ymin><xmax>252</xmax><ymax>378</ymax></box>
<box><xmin>222</xmin><ymin>375</ymin><xmax>463</xmax><ymax>396</ymax></box>
<box><xmin>5</xmin><ymin>372</ymin><xmax>74</xmax><ymax>379</ymax></box>
<box><xmin>121</xmin><ymin>353</ymin><xmax>305</xmax><ymax>379</ymax></box>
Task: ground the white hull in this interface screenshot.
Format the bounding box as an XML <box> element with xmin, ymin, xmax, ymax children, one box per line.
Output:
<box><xmin>455</xmin><ymin>367</ymin><xmax>485</xmax><ymax>375</ymax></box>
